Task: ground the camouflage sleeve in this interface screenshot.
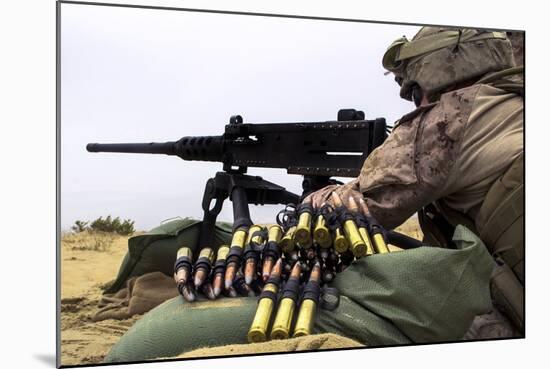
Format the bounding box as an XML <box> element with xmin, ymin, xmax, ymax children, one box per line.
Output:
<box><xmin>358</xmin><ymin>86</ymin><xmax>480</xmax><ymax>229</ymax></box>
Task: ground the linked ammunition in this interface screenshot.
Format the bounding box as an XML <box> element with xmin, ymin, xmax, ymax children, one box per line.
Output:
<box><xmin>261</xmin><ymin>258</ymin><xmax>275</xmax><ymax>283</ymax></box>
<box><xmin>280</xmin><ymin>226</ymin><xmax>297</xmax><ymax>253</ymax></box>
<box><xmin>313</xmin><ymin>215</ymin><xmax>332</xmax><ymax>248</ymax></box>
<box><xmin>295</xmin><ymin>201</ymin><xmax>313</xmax><ymax>248</ymax></box>
<box><xmin>368</xmin><ymin>217</ymin><xmax>390</xmax><ymax>254</ymax></box>
<box><xmin>343</xmin><ymin>219</ymin><xmax>366</xmax><ymax>257</ymax></box>
<box><xmin>244</xmin><ymin>225</ymin><xmax>265</xmax><ymax>285</ymax></box>
<box><xmin>333</xmin><ymin>227</ymin><xmax>349</xmax><ymax>254</ymax></box>
<box><xmin>193</xmin><ymin>247</ymin><xmax>215</xmax><ymax>288</ymax></box>
<box><xmin>262</xmin><ymin>225</ymin><xmax>283</xmax><ymax>282</ymax></box>
<box><xmin>248</xmin><ymin>259</ymin><xmax>283</xmax><ymax>343</ymax></box>
<box><xmin>226</xmin><ymin>285</ymin><xmax>239</xmax><ymax>298</ymax></box>
<box><xmin>372</xmin><ymin>232</ymin><xmax>390</xmax><ymax>254</ymax></box>
<box><xmin>243</xmin><ymin>259</ymin><xmax>257</xmax><ymax>285</ymax></box>
<box><xmin>201</xmin><ymin>282</ymin><xmax>216</xmax><ymax>300</ymax></box>
<box><xmin>271</xmin><ymin>262</ymin><xmax>301</xmax><ymax>340</ymax></box>
<box><xmin>350</xmin><ymin>196</ymin><xmax>375</xmax><ymax>256</ymax></box>
<box><xmin>358</xmin><ymin>197</ymin><xmax>390</xmax><ymax>254</ymax></box>
<box><xmin>174</xmin><ymin>247</ymin><xmax>196</xmax><ymax>302</ymax></box>
<box><xmin>331</xmin><ymin>193</ymin><xmax>366</xmax><ymax>258</ymax></box>
<box><xmin>212</xmin><ymin>245</ymin><xmax>230</xmax><ymax>297</ymax></box>
<box><xmin>358</xmin><ymin>225</ymin><xmax>375</xmax><ymax>256</ymax></box>
<box><xmin>181</xmin><ymin>283</ymin><xmax>196</xmax><ymax>302</ymax></box>
<box><xmin>349</xmin><ymin>196</ymin><xmax>374</xmax><ymax>258</ymax></box>
<box><xmin>225</xmin><ymin>228</ymin><xmax>248</xmax><ymax>290</ymax></box>
<box><xmin>294</xmin><ymin>262</ymin><xmax>321</xmax><ymax>337</ymax></box>
<box><xmin>234</xmin><ymin>270</ymin><xmax>256</xmax><ymax>297</ymax></box>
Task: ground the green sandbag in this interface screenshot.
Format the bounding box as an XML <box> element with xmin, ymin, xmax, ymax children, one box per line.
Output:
<box><xmin>106</xmin><ymin>217</ymin><xmax>233</xmax><ymax>294</ymax></box>
<box><xmin>104</xmin><ymin>226</ymin><xmax>494</xmax><ymax>363</ymax></box>
<box><xmin>315</xmin><ymin>225</ymin><xmax>494</xmax><ymax>344</ymax></box>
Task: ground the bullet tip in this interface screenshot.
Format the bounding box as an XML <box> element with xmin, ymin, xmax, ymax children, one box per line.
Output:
<box><xmin>194</xmin><ymin>277</ymin><xmax>202</xmax><ymax>288</ymax></box>
<box><xmin>227</xmin><ymin>287</ymin><xmax>238</xmax><ymax>298</ymax></box>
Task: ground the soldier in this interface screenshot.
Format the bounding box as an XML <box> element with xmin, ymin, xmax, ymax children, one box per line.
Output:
<box><xmin>304</xmin><ymin>27</ymin><xmax>524</xmax><ymax>338</ymax></box>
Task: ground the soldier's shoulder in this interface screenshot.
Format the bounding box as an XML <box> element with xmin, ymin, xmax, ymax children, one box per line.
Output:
<box><xmin>394</xmin><ymin>103</ymin><xmax>437</xmax><ymax>128</ymax></box>
<box><xmin>395</xmin><ymin>84</ymin><xmax>482</xmax><ymax>129</ymax></box>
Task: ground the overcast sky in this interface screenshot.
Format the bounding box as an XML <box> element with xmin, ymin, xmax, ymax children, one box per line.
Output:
<box><xmin>60</xmin><ymin>3</ymin><xmax>420</xmax><ymax>231</ymax></box>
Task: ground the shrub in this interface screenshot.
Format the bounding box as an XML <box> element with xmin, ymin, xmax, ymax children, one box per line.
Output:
<box><xmin>71</xmin><ymin>220</ymin><xmax>89</xmax><ymax>233</ymax></box>
<box><xmin>71</xmin><ymin>216</ymin><xmax>135</xmax><ymax>236</ymax></box>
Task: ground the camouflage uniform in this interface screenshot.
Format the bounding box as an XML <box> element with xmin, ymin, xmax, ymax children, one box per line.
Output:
<box><xmin>358</xmin><ymin>27</ymin><xmax>524</xmax><ymax>338</ymax></box>
<box><xmin>359</xmin><ymin>82</ymin><xmax>523</xmax><ymax>230</ymax></box>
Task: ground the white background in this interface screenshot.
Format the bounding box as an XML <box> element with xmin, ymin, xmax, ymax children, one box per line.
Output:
<box><xmin>0</xmin><ymin>0</ymin><xmax>546</xmax><ymax>368</ymax></box>
<box><xmin>60</xmin><ymin>5</ymin><xmax>418</xmax><ymax>231</ymax></box>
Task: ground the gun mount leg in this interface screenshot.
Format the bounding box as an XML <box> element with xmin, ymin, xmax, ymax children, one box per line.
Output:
<box><xmin>199</xmin><ymin>178</ymin><xmax>227</xmax><ymax>249</ymax></box>
<box><xmin>230</xmin><ymin>186</ymin><xmax>253</xmax><ymax>231</ymax></box>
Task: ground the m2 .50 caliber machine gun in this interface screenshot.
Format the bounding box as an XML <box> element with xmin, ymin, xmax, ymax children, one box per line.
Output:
<box><xmin>86</xmin><ymin>109</ymin><xmax>390</xmax><ymax>252</ymax></box>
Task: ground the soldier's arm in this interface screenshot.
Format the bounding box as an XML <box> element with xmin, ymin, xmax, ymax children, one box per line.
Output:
<box><xmin>358</xmin><ymin>88</ymin><xmax>479</xmax><ymax>229</ymax></box>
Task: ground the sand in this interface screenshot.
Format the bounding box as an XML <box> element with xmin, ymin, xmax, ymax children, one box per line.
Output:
<box><xmin>60</xmin><ymin>231</ymin><xmax>139</xmax><ymax>366</ymax></box>
<box><xmin>176</xmin><ymin>333</ymin><xmax>364</xmax><ymax>359</ymax></box>
<box><xmin>60</xmin><ymin>218</ymin><xmax>423</xmax><ymax>365</ymax></box>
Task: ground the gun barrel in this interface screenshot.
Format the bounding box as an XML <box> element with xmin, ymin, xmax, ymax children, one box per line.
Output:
<box><xmin>87</xmin><ymin>135</ymin><xmax>225</xmax><ymax>162</ymax></box>
<box><xmin>86</xmin><ymin>142</ymin><xmax>178</xmax><ymax>154</ymax></box>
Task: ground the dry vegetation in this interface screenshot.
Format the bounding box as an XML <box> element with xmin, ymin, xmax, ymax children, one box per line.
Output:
<box><xmin>62</xmin><ymin>230</ymin><xmax>117</xmax><ymax>252</ymax></box>
<box><xmin>394</xmin><ymin>217</ymin><xmax>423</xmax><ymax>239</ymax></box>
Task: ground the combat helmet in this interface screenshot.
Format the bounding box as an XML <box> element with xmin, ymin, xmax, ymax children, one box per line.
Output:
<box><xmin>382</xmin><ymin>27</ymin><xmax>516</xmax><ymax>103</ymax></box>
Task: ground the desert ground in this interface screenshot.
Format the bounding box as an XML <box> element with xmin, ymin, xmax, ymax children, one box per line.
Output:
<box><xmin>60</xmin><ymin>218</ymin><xmax>422</xmax><ymax>366</ymax></box>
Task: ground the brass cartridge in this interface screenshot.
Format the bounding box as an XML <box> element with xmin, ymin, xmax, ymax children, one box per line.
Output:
<box><xmin>270</xmin><ymin>298</ymin><xmax>295</xmax><ymax>340</ymax></box>
<box><xmin>293</xmin><ymin>262</ymin><xmax>321</xmax><ymax>337</ymax></box>
<box><xmin>372</xmin><ymin>233</ymin><xmax>390</xmax><ymax>254</ymax></box>
<box><xmin>174</xmin><ymin>247</ymin><xmax>193</xmax><ymax>286</ymax></box>
<box><xmin>174</xmin><ymin>247</ymin><xmax>195</xmax><ymax>302</ymax></box>
<box><xmin>248</xmin><ymin>296</ymin><xmax>276</xmax><ymax>342</ymax></box>
<box><xmin>313</xmin><ymin>215</ymin><xmax>332</xmax><ymax>249</ymax></box>
<box><xmin>224</xmin><ymin>228</ymin><xmax>248</xmax><ymax>289</ymax></box>
<box><xmin>248</xmin><ymin>225</ymin><xmax>266</xmax><ymax>247</ymax></box>
<box><xmin>244</xmin><ymin>225</ymin><xmax>264</xmax><ymax>284</ymax></box>
<box><xmin>343</xmin><ymin>219</ymin><xmax>367</xmax><ymax>258</ymax></box>
<box><xmin>231</xmin><ymin>229</ymin><xmax>248</xmax><ymax>249</ymax></box>
<box><xmin>293</xmin><ymin>299</ymin><xmax>316</xmax><ymax>337</ymax></box>
<box><xmin>193</xmin><ymin>247</ymin><xmax>215</xmax><ymax>287</ymax></box>
<box><xmin>212</xmin><ymin>245</ymin><xmax>230</xmax><ymax>297</ymax></box>
<box><xmin>295</xmin><ymin>203</ymin><xmax>313</xmax><ymax>247</ymax></box>
<box><xmin>279</xmin><ymin>226</ymin><xmax>296</xmax><ymax>253</ymax></box>
<box><xmin>248</xmin><ymin>259</ymin><xmax>282</xmax><ymax>343</ymax></box>
<box><xmin>270</xmin><ymin>263</ymin><xmax>301</xmax><ymax>340</ymax></box>
<box><xmin>333</xmin><ymin>227</ymin><xmax>349</xmax><ymax>254</ymax></box>
<box><xmin>267</xmin><ymin>224</ymin><xmax>283</xmax><ymax>244</ymax></box>
<box><xmin>262</xmin><ymin>225</ymin><xmax>283</xmax><ymax>281</ymax></box>
<box><xmin>358</xmin><ymin>227</ymin><xmax>375</xmax><ymax>256</ymax></box>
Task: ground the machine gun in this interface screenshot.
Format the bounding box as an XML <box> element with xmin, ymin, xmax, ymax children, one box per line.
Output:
<box><xmin>87</xmin><ymin>109</ymin><xmax>389</xmax><ymax>250</ymax></box>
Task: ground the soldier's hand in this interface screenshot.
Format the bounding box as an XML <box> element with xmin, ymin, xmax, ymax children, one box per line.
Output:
<box><xmin>303</xmin><ymin>179</ymin><xmax>369</xmax><ymax>216</ymax></box>
<box><xmin>303</xmin><ymin>184</ymin><xmax>339</xmax><ymax>209</ymax></box>
<box><xmin>330</xmin><ymin>182</ymin><xmax>369</xmax><ymax>216</ymax></box>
